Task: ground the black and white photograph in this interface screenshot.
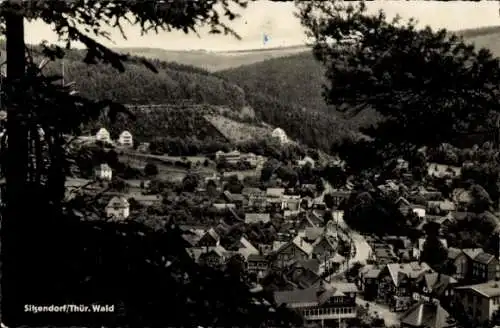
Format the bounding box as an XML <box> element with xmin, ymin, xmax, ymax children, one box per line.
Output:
<box><xmin>2</xmin><ymin>0</ymin><xmax>500</xmax><ymax>327</ymax></box>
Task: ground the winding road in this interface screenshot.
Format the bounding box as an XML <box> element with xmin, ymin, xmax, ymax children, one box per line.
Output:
<box><xmin>322</xmin><ymin>179</ymin><xmax>400</xmax><ymax>327</ymax></box>
<box><xmin>322</xmin><ymin>179</ymin><xmax>372</xmax><ymax>267</ymax></box>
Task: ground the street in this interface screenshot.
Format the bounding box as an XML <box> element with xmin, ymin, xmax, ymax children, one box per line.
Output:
<box><xmin>322</xmin><ymin>180</ymin><xmax>399</xmax><ymax>326</ymax></box>
<box><xmin>356</xmin><ymin>298</ymin><xmax>400</xmax><ymax>327</ymax></box>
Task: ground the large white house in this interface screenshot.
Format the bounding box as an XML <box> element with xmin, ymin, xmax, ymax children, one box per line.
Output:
<box><xmin>96</xmin><ymin>128</ymin><xmax>111</xmax><ymax>144</ymax></box>
<box><xmin>271</xmin><ymin>128</ymin><xmax>288</xmax><ymax>145</ymax></box>
<box><xmin>105</xmin><ymin>196</ymin><xmax>130</xmax><ymax>219</ymax></box>
<box><xmin>94</xmin><ymin>163</ymin><xmax>112</xmax><ymax>181</ymax></box>
<box><xmin>118</xmin><ymin>130</ymin><xmax>133</xmax><ymax>148</ymax></box>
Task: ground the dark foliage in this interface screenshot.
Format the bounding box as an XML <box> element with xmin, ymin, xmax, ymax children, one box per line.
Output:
<box><xmin>298</xmin><ymin>0</ymin><xmax>500</xmax><ymax>166</ymax></box>
<box><xmin>0</xmin><ymin>1</ymin><xmax>296</xmax><ymax>327</ymax></box>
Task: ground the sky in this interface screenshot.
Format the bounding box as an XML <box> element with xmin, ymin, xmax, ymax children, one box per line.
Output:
<box><xmin>24</xmin><ymin>1</ymin><xmax>500</xmax><ymax>52</ymax></box>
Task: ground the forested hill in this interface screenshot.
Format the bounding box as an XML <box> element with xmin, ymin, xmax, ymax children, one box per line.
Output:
<box><xmin>217</xmin><ymin>26</ymin><xmax>500</xmax><ymax>117</ymax></box>
<box><xmin>41</xmin><ymin>52</ymin><xmax>247</xmax><ymax>108</ymax></box>
<box><xmin>21</xmin><ymin>47</ymin><xmax>367</xmax><ymax>151</ymax></box>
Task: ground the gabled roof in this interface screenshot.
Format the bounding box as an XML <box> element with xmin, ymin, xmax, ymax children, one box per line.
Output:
<box><xmin>385</xmin><ymin>262</ymin><xmax>432</xmax><ymax>287</ymax></box>
<box><xmin>400</xmin><ymin>302</ymin><xmax>453</xmax><ymax>328</ymax></box>
<box><xmin>474</xmin><ymin>252</ymin><xmax>496</xmax><ymax>265</ymax></box>
<box><xmin>276</xmin><ymin>235</ymin><xmax>313</xmax><ymax>256</ymax></box>
<box><xmin>274</xmin><ymin>287</ymin><xmax>318</xmax><ymax>306</ymax></box>
<box><xmin>266</xmin><ymin>188</ymin><xmax>285</xmax><ymax>197</ymax></box>
<box><xmin>244</xmin><ymin>213</ymin><xmax>271</xmax><ymax>224</ymax></box>
<box><xmin>456</xmin><ymin>281</ymin><xmax>500</xmax><ymax>298</ymax></box>
<box><xmin>204</xmin><ymin>227</ymin><xmax>220</xmax><ymax>242</ymax></box>
<box><xmin>96</xmin><ymin>163</ymin><xmax>111</xmax><ymax>171</ymax></box>
<box><xmin>304</xmin><ymin>227</ymin><xmax>323</xmax><ymax>241</ymax></box>
<box><xmin>364</xmin><ymin>269</ymin><xmax>381</xmax><ymax>279</ymax></box>
<box><xmin>241</xmin><ymin>187</ymin><xmax>264</xmax><ymax>196</ymax></box>
<box><xmin>247</xmin><ymin>254</ymin><xmax>267</xmax><ymax>262</ymax></box>
<box><xmin>395</xmin><ymin>197</ymin><xmax>411</xmax><ymax>207</ymax></box>
<box><xmin>463</xmin><ymin>248</ymin><xmax>484</xmax><ymax>260</ymax></box>
<box><xmin>106</xmin><ymin>196</ymin><xmax>129</xmax><ymax>209</ymax></box>
<box><xmin>447</xmin><ymin>247</ymin><xmax>463</xmax><ymax>260</ymax></box>
<box><xmin>238</xmin><ymin>237</ymin><xmax>259</xmax><ymax>260</ymax></box>
<box><xmin>96</xmin><ymin>127</ymin><xmax>109</xmax><ymax>135</ymax></box>
<box><xmin>274</xmin><ymin>282</ymin><xmax>357</xmax><ymax>307</ymax></box>
<box><xmin>418</xmin><ymin>273</ymin><xmax>457</xmax><ymax>293</ymax></box>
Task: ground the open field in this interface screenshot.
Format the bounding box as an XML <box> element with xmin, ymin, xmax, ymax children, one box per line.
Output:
<box><xmin>204</xmin><ymin>115</ymin><xmax>272</xmax><ymax>143</ymax></box>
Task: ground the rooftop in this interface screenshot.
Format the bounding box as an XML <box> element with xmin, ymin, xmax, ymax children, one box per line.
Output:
<box><xmin>456</xmin><ymin>281</ymin><xmax>500</xmax><ymax>298</ymax></box>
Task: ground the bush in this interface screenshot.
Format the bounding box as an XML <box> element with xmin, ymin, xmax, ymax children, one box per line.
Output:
<box><xmin>144</xmin><ymin>163</ymin><xmax>159</xmax><ymax>176</ymax></box>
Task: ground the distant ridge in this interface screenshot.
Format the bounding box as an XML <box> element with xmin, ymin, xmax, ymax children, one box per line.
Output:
<box><xmin>218</xmin><ymin>44</ymin><xmax>311</xmax><ymax>54</ymax></box>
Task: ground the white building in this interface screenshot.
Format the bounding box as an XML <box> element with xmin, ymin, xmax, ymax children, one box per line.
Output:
<box><xmin>105</xmin><ymin>196</ymin><xmax>130</xmax><ymax>220</ymax></box>
<box><xmin>96</xmin><ymin>128</ymin><xmax>111</xmax><ymax>144</ymax></box>
<box><xmin>298</xmin><ymin>156</ymin><xmax>315</xmax><ymax>168</ymax></box>
<box><xmin>118</xmin><ymin>130</ymin><xmax>133</xmax><ymax>148</ymax></box>
<box><xmin>271</xmin><ymin>128</ymin><xmax>288</xmax><ymax>145</ymax></box>
<box><xmin>94</xmin><ymin>163</ymin><xmax>112</xmax><ymax>181</ymax></box>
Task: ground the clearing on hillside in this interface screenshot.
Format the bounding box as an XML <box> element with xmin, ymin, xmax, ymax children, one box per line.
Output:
<box><xmin>204</xmin><ymin>115</ymin><xmax>272</xmax><ymax>144</ymax></box>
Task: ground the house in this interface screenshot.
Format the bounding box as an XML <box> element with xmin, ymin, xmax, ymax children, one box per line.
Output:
<box><xmin>136</xmin><ymin>142</ymin><xmax>150</xmax><ymax>153</ymax></box>
<box><xmin>215</xmin><ymin>150</ymin><xmax>242</xmax><ymax>164</ymax></box>
<box><xmin>236</xmin><ymin>236</ymin><xmax>259</xmax><ymax>260</ymax></box>
<box><xmin>244</xmin><ymin>213</ymin><xmax>271</xmax><ymax>225</ymax></box>
<box><xmin>329</xmin><ymin>191</ymin><xmax>352</xmax><ymax>208</ymax></box>
<box><xmin>266</xmin><ymin>188</ymin><xmax>285</xmax><ymax>199</ymax></box>
<box><xmin>181</xmin><ymin>229</ymin><xmax>204</xmax><ymax>248</ymax></box>
<box><xmin>223</xmin><ymin>191</ymin><xmax>246</xmax><ymax>207</ymax></box>
<box><xmin>427</xmin><ymin>200</ymin><xmax>456</xmax><ymax>214</ymax></box>
<box><xmin>447</xmin><ymin>247</ymin><xmax>473</xmax><ymax>281</ymax></box>
<box><xmin>242</xmin><ymin>187</ymin><xmax>264</xmax><ymax>198</ymax></box>
<box><xmin>471</xmin><ymin>251</ymin><xmax>500</xmax><ymax>283</ymax></box>
<box><xmin>454</xmin><ymin>280</ymin><xmax>500</xmax><ymax>324</ymax></box>
<box><xmin>197</xmin><ymin>245</ymin><xmax>230</xmax><ymax>267</ymax></box>
<box><xmin>284</xmin><ymin>210</ymin><xmax>301</xmax><ymax>219</ymax></box>
<box><xmin>105</xmin><ymin>196</ymin><xmax>130</xmax><ymax>219</ymax></box>
<box><xmin>274</xmin><ymin>283</ymin><xmax>358</xmax><ymax>324</ymax></box>
<box><xmin>296</xmin><ymin>212</ymin><xmax>321</xmax><ymax>230</ymax></box>
<box><xmin>271</xmin><ymin>127</ymin><xmax>288</xmax><ymax>144</ymax></box>
<box><xmin>118</xmin><ymin>130</ymin><xmax>133</xmax><ymax>147</ymax></box>
<box><xmin>413</xmin><ymin>273</ymin><xmax>458</xmax><ymax>304</ymax></box>
<box><xmin>371</xmin><ymin>244</ymin><xmax>399</xmax><ymax>264</ymax></box>
<box><xmin>297</xmin><ymin>156</ymin><xmax>315</xmax><ymax>168</ymax></box>
<box><xmin>212</xmin><ymin>203</ymin><xmax>236</xmax><ymax>211</ymax></box>
<box><xmin>377</xmin><ymin>262</ymin><xmax>433</xmax><ymax>311</ymax></box>
<box><xmin>94</xmin><ymin>163</ymin><xmax>112</xmax><ymax>181</ymax></box>
<box><xmin>427</xmin><ymin>162</ymin><xmax>462</xmax><ymax>178</ymax></box>
<box><xmin>286</xmin><ymin>259</ymin><xmax>322</xmax><ymax>289</ymax></box>
<box><xmin>413</xmin><ymin>186</ymin><xmax>443</xmax><ymax>201</ymax></box>
<box><xmin>248</xmin><ymin>194</ymin><xmax>267</xmax><ymax>208</ymax></box>
<box><xmin>312</xmin><ymin>235</ymin><xmax>338</xmax><ymax>262</ymax></box>
<box><xmin>282</xmin><ymin>195</ymin><xmax>301</xmax><ymax>211</ymax></box>
<box><xmin>396</xmin><ymin>197</ymin><xmax>426</xmax><ymax>218</ymax></box>
<box><xmin>95</xmin><ymin>127</ymin><xmax>111</xmax><ymax>143</ymax></box>
<box><xmin>271</xmin><ymin>235</ymin><xmax>313</xmax><ymax>268</ymax></box>
<box><xmin>247</xmin><ymin>254</ymin><xmax>269</xmax><ymax>276</ymax></box>
<box><xmin>132</xmin><ymin>194</ymin><xmax>162</xmax><ymax>207</ymax></box>
<box><xmin>298</xmin><ymin>227</ymin><xmax>321</xmax><ymax>243</ymax></box>
<box><xmin>452</xmin><ymin>188</ymin><xmax>473</xmax><ymax>210</ymax></box>
<box><xmin>358</xmin><ymin>266</ymin><xmax>382</xmax><ymax>301</ymax></box>
<box><xmin>400</xmin><ymin>302</ymin><xmax>455</xmax><ymax>328</ymax></box>
<box><xmin>196</xmin><ymin>228</ymin><xmax>220</xmax><ymax>248</ymax></box>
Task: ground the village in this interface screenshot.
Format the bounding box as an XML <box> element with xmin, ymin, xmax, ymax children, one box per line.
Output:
<box><xmin>61</xmin><ymin>123</ymin><xmax>500</xmax><ymax>328</ymax></box>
